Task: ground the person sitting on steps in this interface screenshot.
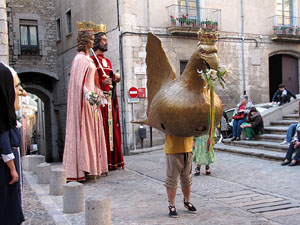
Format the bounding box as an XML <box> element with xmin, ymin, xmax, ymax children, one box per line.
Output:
<box><xmin>231</xmin><ymin>95</ymin><xmax>252</xmax><ymax>141</ymax></box>
<box><xmin>281</xmin><ymin>123</ymin><xmax>300</xmax><ymax>167</ymax></box>
<box><xmin>272</xmin><ymin>84</ymin><xmax>296</xmax><ymax>106</ymax></box>
<box><xmin>240</xmin><ymin>107</ymin><xmax>264</xmax><ymax>140</ymax></box>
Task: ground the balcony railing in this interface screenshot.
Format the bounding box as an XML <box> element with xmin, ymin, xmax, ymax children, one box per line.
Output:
<box><xmin>167</xmin><ymin>5</ymin><xmax>221</xmax><ymax>32</ymax></box>
<box><xmin>269</xmin><ymin>15</ymin><xmax>300</xmax><ymax>42</ymax></box>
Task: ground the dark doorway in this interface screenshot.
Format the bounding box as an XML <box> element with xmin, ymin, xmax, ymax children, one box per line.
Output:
<box><xmin>269</xmin><ymin>54</ymin><xmax>299</xmax><ymax>101</ymax></box>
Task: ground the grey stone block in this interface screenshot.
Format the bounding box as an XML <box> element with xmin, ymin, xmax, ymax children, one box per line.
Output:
<box><xmin>37</xmin><ymin>162</ymin><xmax>51</xmax><ymax>184</ymax></box>
<box><xmin>22</xmin><ymin>155</ymin><xmax>45</xmax><ymax>174</ymax></box>
<box><xmin>49</xmin><ymin>168</ymin><xmax>66</xmax><ymax>196</ymax></box>
<box><xmin>63</xmin><ymin>182</ymin><xmax>84</xmax><ymax>214</ymax></box>
<box><xmin>85</xmin><ymin>197</ymin><xmax>111</xmax><ymax>225</ymax></box>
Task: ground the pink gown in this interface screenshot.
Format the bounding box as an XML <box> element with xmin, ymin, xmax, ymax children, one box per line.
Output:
<box><xmin>63</xmin><ymin>52</ymin><xmax>108</xmax><ymax>181</ymax></box>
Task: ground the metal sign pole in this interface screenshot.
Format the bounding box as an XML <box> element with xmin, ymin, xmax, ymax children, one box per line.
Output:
<box><xmin>132</xmin><ymin>102</ymin><xmax>136</xmax><ymax>151</ymax></box>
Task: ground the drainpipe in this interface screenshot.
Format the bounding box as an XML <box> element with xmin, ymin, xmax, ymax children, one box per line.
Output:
<box><xmin>147</xmin><ymin>0</ymin><xmax>150</xmax><ymax>31</ymax></box>
<box><xmin>117</xmin><ymin>0</ymin><xmax>129</xmax><ymax>156</ymax></box>
<box><xmin>241</xmin><ymin>0</ymin><xmax>246</xmax><ymax>95</ymax></box>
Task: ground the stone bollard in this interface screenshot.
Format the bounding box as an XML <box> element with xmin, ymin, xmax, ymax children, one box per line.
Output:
<box><xmin>37</xmin><ymin>163</ymin><xmax>51</xmax><ymax>184</ymax></box>
<box><xmin>49</xmin><ymin>168</ymin><xmax>66</xmax><ymax>196</ymax></box>
<box><xmin>85</xmin><ymin>198</ymin><xmax>111</xmax><ymax>225</ymax></box>
<box><xmin>22</xmin><ymin>155</ymin><xmax>45</xmax><ymax>173</ymax></box>
<box><xmin>63</xmin><ymin>182</ymin><xmax>84</xmax><ymax>214</ymax></box>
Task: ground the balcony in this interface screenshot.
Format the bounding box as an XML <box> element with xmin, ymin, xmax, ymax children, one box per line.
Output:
<box><xmin>269</xmin><ymin>15</ymin><xmax>300</xmax><ymax>43</ymax></box>
<box><xmin>167</xmin><ymin>5</ymin><xmax>221</xmax><ymax>36</ymax></box>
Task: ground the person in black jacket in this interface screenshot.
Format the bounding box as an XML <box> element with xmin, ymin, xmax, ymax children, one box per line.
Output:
<box><xmin>272</xmin><ymin>84</ymin><xmax>297</xmax><ymax>106</ymax></box>
<box><xmin>0</xmin><ymin>62</ymin><xmax>25</xmax><ymax>225</ymax></box>
<box><xmin>240</xmin><ymin>107</ymin><xmax>264</xmax><ymax>140</ymax></box>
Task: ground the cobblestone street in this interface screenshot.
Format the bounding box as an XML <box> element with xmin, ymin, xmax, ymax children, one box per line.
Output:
<box><xmin>22</xmin><ymin>148</ymin><xmax>300</xmax><ymax>224</ymax></box>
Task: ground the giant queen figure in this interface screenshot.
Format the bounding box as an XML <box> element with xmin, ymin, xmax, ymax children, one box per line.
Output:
<box><xmin>91</xmin><ymin>24</ymin><xmax>124</xmax><ymax>170</ymax></box>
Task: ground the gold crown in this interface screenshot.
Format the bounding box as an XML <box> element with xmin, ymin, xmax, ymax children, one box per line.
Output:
<box><xmin>93</xmin><ymin>24</ymin><xmax>106</xmax><ymax>34</ymax></box>
<box><xmin>198</xmin><ymin>29</ymin><xmax>219</xmax><ymax>45</ymax></box>
<box><xmin>76</xmin><ymin>21</ymin><xmax>94</xmax><ymax>31</ymax></box>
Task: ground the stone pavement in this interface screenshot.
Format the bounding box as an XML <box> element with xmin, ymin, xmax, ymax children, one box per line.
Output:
<box><xmin>22</xmin><ymin>149</ymin><xmax>300</xmax><ymax>224</ymax></box>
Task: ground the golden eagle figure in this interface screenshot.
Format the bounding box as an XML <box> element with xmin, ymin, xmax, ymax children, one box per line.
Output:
<box><xmin>137</xmin><ymin>32</ymin><xmax>223</xmax><ymax>137</ymax></box>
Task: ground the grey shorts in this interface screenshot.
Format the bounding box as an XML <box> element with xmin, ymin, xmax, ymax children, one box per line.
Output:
<box><xmin>165</xmin><ymin>152</ymin><xmax>193</xmax><ymax>189</ymax></box>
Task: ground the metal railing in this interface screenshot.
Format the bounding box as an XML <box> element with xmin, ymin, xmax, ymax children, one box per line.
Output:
<box><xmin>167</xmin><ymin>4</ymin><xmax>221</xmax><ymax>30</ymax></box>
<box><xmin>269</xmin><ymin>15</ymin><xmax>300</xmax><ymax>36</ymax></box>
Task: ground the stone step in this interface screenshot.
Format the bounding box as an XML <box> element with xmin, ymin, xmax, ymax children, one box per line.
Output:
<box><xmin>270</xmin><ymin>120</ymin><xmax>298</xmax><ymax>126</ymax></box>
<box><xmin>257</xmin><ymin>134</ymin><xmax>285</xmax><ymax>143</ymax></box>
<box><xmin>214</xmin><ymin>143</ymin><xmax>285</xmax><ymax>161</ymax></box>
<box><xmin>283</xmin><ymin>114</ymin><xmax>299</xmax><ymax>120</ymax></box>
<box><xmin>222</xmin><ymin>139</ymin><xmax>288</xmax><ymax>152</ymax></box>
<box><xmin>264</xmin><ymin>126</ymin><xmax>288</xmax><ymax>135</ymax></box>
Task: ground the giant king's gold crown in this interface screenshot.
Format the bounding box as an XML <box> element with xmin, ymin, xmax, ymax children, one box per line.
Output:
<box><xmin>93</xmin><ymin>24</ymin><xmax>106</xmax><ymax>34</ymax></box>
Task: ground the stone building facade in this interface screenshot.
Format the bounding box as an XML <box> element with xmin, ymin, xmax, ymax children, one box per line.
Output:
<box><xmin>5</xmin><ymin>0</ymin><xmax>300</xmax><ymax>159</ymax></box>
<box><xmin>6</xmin><ymin>0</ymin><xmax>59</xmax><ymax>161</ymax></box>
<box><xmin>0</xmin><ymin>0</ymin><xmax>8</xmax><ymax>64</ymax></box>
<box><xmin>54</xmin><ymin>0</ymin><xmax>300</xmax><ymax>154</ymax></box>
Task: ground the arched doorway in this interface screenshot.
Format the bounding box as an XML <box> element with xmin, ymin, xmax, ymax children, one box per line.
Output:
<box><xmin>18</xmin><ymin>71</ymin><xmax>59</xmax><ymax>162</ymax></box>
<box><xmin>269</xmin><ymin>54</ymin><xmax>299</xmax><ymax>101</ymax></box>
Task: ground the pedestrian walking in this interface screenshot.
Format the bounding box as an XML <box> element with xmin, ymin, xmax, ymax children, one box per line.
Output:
<box><xmin>164</xmin><ymin>134</ymin><xmax>197</xmax><ymax>218</ymax></box>
<box><xmin>193</xmin><ymin>135</ymin><xmax>216</xmax><ymax>176</ymax></box>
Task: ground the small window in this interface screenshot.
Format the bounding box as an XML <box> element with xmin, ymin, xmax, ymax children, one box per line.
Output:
<box><xmin>180</xmin><ymin>60</ymin><xmax>188</xmax><ymax>75</ymax></box>
<box><xmin>19</xmin><ymin>19</ymin><xmax>39</xmax><ymax>56</ymax></box>
<box><xmin>56</xmin><ymin>17</ymin><xmax>61</xmax><ymax>40</ymax></box>
<box><xmin>66</xmin><ymin>9</ymin><xmax>72</xmax><ymax>35</ymax></box>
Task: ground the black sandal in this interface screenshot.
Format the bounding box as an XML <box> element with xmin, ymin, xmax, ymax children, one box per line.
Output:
<box><xmin>205</xmin><ymin>165</ymin><xmax>211</xmax><ymax>175</ymax></box>
<box><xmin>183</xmin><ymin>199</ymin><xmax>197</xmax><ymax>214</ymax></box>
<box><xmin>168</xmin><ymin>205</ymin><xmax>179</xmax><ymax>218</ymax></box>
<box><xmin>194</xmin><ymin>166</ymin><xmax>200</xmax><ymax>176</ymax></box>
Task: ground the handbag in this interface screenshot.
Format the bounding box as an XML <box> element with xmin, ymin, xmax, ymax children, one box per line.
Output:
<box><xmin>232</xmin><ymin>113</ymin><xmax>245</xmax><ymax>120</ymax></box>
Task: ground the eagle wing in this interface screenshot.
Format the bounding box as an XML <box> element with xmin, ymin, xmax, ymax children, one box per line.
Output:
<box><xmin>146</xmin><ymin>33</ymin><xmax>176</xmax><ymax>109</ymax></box>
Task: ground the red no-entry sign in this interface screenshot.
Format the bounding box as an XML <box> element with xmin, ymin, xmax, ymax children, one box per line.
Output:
<box><xmin>129</xmin><ymin>87</ymin><xmax>138</xmax><ymax>98</ymax></box>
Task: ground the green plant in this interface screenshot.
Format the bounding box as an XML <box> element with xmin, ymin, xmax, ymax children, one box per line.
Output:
<box><xmin>170</xmin><ymin>15</ymin><xmax>176</xmax><ymax>23</ymax></box>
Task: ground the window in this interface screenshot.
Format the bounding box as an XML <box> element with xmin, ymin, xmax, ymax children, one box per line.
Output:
<box><xmin>66</xmin><ymin>9</ymin><xmax>72</xmax><ymax>35</ymax></box>
<box><xmin>178</xmin><ymin>0</ymin><xmax>198</xmax><ymax>17</ymax></box>
<box><xmin>56</xmin><ymin>17</ymin><xmax>61</xmax><ymax>40</ymax></box>
<box><xmin>20</xmin><ymin>19</ymin><xmax>39</xmax><ymax>55</ymax></box>
<box><xmin>277</xmin><ymin>0</ymin><xmax>293</xmax><ymax>25</ymax></box>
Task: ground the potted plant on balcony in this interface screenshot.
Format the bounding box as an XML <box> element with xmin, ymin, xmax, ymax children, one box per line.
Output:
<box><xmin>273</xmin><ymin>26</ymin><xmax>278</xmax><ymax>34</ymax></box>
<box><xmin>288</xmin><ymin>26</ymin><xmax>294</xmax><ymax>35</ymax></box>
<box><xmin>178</xmin><ymin>14</ymin><xmax>187</xmax><ymax>27</ymax></box>
<box><xmin>280</xmin><ymin>26</ymin><xmax>288</xmax><ymax>35</ymax></box>
<box><xmin>170</xmin><ymin>15</ymin><xmax>176</xmax><ymax>26</ymax></box>
<box><xmin>191</xmin><ymin>18</ymin><xmax>197</xmax><ymax>28</ymax></box>
<box><xmin>200</xmin><ymin>21</ymin><xmax>205</xmax><ymax>29</ymax></box>
<box><xmin>212</xmin><ymin>21</ymin><xmax>218</xmax><ymax>30</ymax></box>
<box><xmin>206</xmin><ymin>20</ymin><xmax>212</xmax><ymax>29</ymax></box>
<box><xmin>296</xmin><ymin>26</ymin><xmax>300</xmax><ymax>35</ymax></box>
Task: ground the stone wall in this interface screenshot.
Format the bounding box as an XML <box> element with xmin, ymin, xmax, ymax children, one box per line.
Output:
<box><xmin>7</xmin><ymin>0</ymin><xmax>57</xmax><ymax>75</ymax></box>
<box><xmin>117</xmin><ymin>0</ymin><xmax>300</xmax><ymax>150</ymax></box>
<box><xmin>0</xmin><ymin>0</ymin><xmax>9</xmax><ymax>64</ymax></box>
<box><xmin>7</xmin><ymin>0</ymin><xmax>60</xmax><ymax>161</ymax></box>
